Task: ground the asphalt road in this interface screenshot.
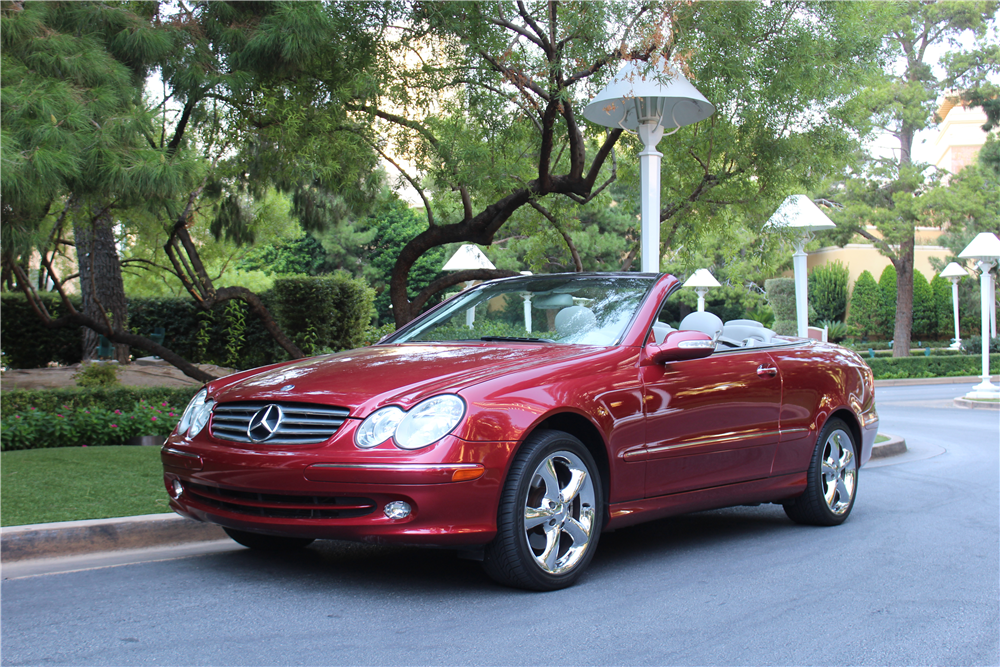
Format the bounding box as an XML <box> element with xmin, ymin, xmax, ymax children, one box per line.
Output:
<box><xmin>2</xmin><ymin>383</ymin><xmax>997</xmax><ymax>666</ymax></box>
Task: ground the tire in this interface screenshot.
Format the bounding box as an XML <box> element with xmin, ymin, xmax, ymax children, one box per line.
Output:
<box><xmin>223</xmin><ymin>527</ymin><xmax>315</xmax><ymax>552</ymax></box>
<box><xmin>784</xmin><ymin>418</ymin><xmax>858</xmax><ymax>526</ymax></box>
<box><xmin>482</xmin><ymin>430</ymin><xmax>603</xmax><ymax>591</ymax></box>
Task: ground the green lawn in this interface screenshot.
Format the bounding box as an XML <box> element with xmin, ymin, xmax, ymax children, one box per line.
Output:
<box><xmin>1</xmin><ymin>446</ymin><xmax>172</xmax><ymax>527</ymax></box>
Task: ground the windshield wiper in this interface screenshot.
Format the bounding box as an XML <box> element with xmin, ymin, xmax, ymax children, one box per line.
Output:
<box><xmin>479</xmin><ymin>336</ymin><xmax>555</xmax><ymax>343</ymax></box>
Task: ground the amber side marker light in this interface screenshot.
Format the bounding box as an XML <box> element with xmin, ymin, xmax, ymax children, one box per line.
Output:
<box><xmin>452</xmin><ymin>467</ymin><xmax>485</xmax><ymax>482</ymax></box>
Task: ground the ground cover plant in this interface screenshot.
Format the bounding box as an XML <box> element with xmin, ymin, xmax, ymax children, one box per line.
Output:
<box><xmin>0</xmin><ymin>446</ymin><xmax>171</xmax><ymax>526</ymax></box>
<box><xmin>0</xmin><ymin>399</ymin><xmax>182</xmax><ymax>451</ymax></box>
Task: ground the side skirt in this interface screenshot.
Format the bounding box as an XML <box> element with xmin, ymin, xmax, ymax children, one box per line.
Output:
<box><xmin>605</xmin><ymin>472</ymin><xmax>806</xmax><ymax>530</ymax></box>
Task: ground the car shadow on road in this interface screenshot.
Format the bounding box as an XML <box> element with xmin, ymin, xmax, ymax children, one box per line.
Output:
<box><xmin>187</xmin><ymin>503</ymin><xmax>799</xmax><ymax>595</ymax></box>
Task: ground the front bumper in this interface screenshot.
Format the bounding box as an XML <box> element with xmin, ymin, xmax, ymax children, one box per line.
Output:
<box><xmin>162</xmin><ymin>421</ymin><xmax>517</xmax><ymax>547</ymax></box>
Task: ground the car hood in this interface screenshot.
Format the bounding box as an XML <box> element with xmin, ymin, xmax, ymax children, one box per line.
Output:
<box><xmin>208</xmin><ymin>344</ymin><xmax>602</xmax><ymax>416</ymax></box>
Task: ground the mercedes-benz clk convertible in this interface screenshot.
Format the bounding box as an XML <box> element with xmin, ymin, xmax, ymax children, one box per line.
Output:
<box><xmin>162</xmin><ymin>273</ymin><xmax>878</xmax><ymax>590</ymax></box>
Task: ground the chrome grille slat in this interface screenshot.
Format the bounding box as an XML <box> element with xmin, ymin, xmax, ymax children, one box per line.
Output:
<box><xmin>210</xmin><ymin>401</ymin><xmax>350</xmax><ymax>445</ymax></box>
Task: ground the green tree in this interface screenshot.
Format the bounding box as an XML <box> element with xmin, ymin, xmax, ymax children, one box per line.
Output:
<box><xmin>848</xmin><ymin>270</ymin><xmax>882</xmax><ymax>339</ymax></box>
<box><xmin>809</xmin><ymin>261</ymin><xmax>850</xmax><ymax>323</ymax></box>
<box><xmin>911</xmin><ymin>270</ymin><xmax>936</xmax><ymax>339</ymax></box>
<box><xmin>360</xmin><ymin>1</ymin><xmax>887</xmax><ymax>325</ymax></box>
<box><xmin>930</xmin><ymin>273</ymin><xmax>955</xmax><ymax>339</ymax></box>
<box><xmin>828</xmin><ymin>1</ymin><xmax>998</xmax><ymax>357</ymax></box>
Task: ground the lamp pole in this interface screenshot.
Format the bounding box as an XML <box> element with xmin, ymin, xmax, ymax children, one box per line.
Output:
<box><xmin>958</xmin><ymin>232</ymin><xmax>1000</xmax><ymax>397</ymax></box>
<box><xmin>940</xmin><ymin>262</ymin><xmax>966</xmax><ymax>350</ymax></box>
<box><xmin>638</xmin><ymin>122</ymin><xmax>666</xmax><ymax>272</ymax></box>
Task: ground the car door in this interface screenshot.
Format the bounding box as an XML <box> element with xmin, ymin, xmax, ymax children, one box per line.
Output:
<box><xmin>639</xmin><ymin>348</ymin><xmax>783</xmax><ymax>498</ymax></box>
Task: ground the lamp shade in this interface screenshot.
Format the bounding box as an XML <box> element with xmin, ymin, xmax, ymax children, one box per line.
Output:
<box><xmin>583</xmin><ymin>61</ymin><xmax>715</xmax><ymax>131</ymax></box>
<box><xmin>939</xmin><ymin>262</ymin><xmax>968</xmax><ymax>280</ymax></box>
<box><xmin>442</xmin><ymin>244</ymin><xmax>496</xmax><ymax>271</ymax></box>
<box><xmin>764</xmin><ymin>195</ymin><xmax>836</xmax><ymax>234</ymax></box>
<box><xmin>958</xmin><ymin>233</ymin><xmax>1000</xmax><ymax>262</ymax></box>
<box><xmin>683</xmin><ymin>268</ymin><xmax>721</xmax><ymax>289</ymax></box>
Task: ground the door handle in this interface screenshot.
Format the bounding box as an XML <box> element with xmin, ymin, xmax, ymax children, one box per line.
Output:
<box><xmin>756</xmin><ymin>364</ymin><xmax>778</xmax><ymax>378</ymax></box>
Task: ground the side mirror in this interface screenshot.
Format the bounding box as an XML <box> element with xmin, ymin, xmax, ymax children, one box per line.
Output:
<box><xmin>647</xmin><ymin>330</ymin><xmax>715</xmax><ymax>363</ymax></box>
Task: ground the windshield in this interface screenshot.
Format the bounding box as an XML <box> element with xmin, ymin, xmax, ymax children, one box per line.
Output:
<box><xmin>386</xmin><ymin>275</ymin><xmax>655</xmax><ymax>346</ymax></box>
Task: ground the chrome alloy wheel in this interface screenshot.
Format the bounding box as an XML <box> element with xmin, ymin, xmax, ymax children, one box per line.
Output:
<box><xmin>522</xmin><ymin>450</ymin><xmax>596</xmax><ymax>575</ymax></box>
<box><xmin>821</xmin><ymin>428</ymin><xmax>857</xmax><ymax>515</ymax></box>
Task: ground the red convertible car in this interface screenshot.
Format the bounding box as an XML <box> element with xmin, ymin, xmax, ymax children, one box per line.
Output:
<box><xmin>163</xmin><ymin>273</ymin><xmax>878</xmax><ymax>590</ymax></box>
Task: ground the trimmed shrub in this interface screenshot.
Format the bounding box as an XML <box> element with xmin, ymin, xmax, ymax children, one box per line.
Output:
<box><xmin>765</xmin><ymin>278</ymin><xmax>796</xmax><ymax>336</ymax></box>
<box><xmin>848</xmin><ymin>270</ymin><xmax>881</xmax><ymax>338</ymax></box>
<box><xmin>912</xmin><ymin>270</ymin><xmax>936</xmax><ymax>339</ymax></box>
<box><xmin>808</xmin><ymin>261</ymin><xmax>849</xmax><ymax>323</ymax></box>
<box><xmin>73</xmin><ymin>362</ymin><xmax>120</xmax><ymax>387</ymax></box>
<box><xmin>0</xmin><ymin>293</ymin><xmax>83</xmax><ymax>368</ymax></box>
<box><xmin>866</xmin><ymin>353</ymin><xmax>1000</xmax><ymax>380</ymax></box>
<box><xmin>271</xmin><ymin>274</ymin><xmax>376</xmax><ymax>355</ymax></box>
<box><xmin>878</xmin><ymin>265</ymin><xmax>898</xmax><ymax>339</ymax></box>
<box><xmin>930</xmin><ymin>273</ymin><xmax>955</xmax><ymax>339</ymax></box>
<box><xmin>1</xmin><ymin>387</ymin><xmax>198</xmax><ymax>415</ymax></box>
<box><xmin>963</xmin><ymin>336</ymin><xmax>1000</xmax><ymax>355</ymax></box>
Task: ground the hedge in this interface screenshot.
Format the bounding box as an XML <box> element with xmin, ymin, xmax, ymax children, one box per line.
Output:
<box><xmin>1</xmin><ymin>387</ymin><xmax>199</xmax><ymax>415</ymax></box>
<box><xmin>866</xmin><ymin>353</ymin><xmax>1000</xmax><ymax>380</ymax></box>
<box><xmin>0</xmin><ymin>293</ymin><xmax>84</xmax><ymax>368</ymax></box>
<box><xmin>2</xmin><ymin>272</ymin><xmax>375</xmax><ymax>370</ymax></box>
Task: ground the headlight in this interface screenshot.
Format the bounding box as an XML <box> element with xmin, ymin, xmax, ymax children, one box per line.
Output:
<box><xmin>355</xmin><ymin>406</ymin><xmax>405</xmax><ymax>449</ymax></box>
<box><xmin>354</xmin><ymin>395</ymin><xmax>466</xmax><ymax>451</ymax></box>
<box><xmin>395</xmin><ymin>395</ymin><xmax>466</xmax><ymax>450</ymax></box>
<box><xmin>177</xmin><ymin>389</ymin><xmax>207</xmax><ymax>435</ymax></box>
<box><xmin>188</xmin><ymin>398</ymin><xmax>214</xmax><ymax>438</ymax></box>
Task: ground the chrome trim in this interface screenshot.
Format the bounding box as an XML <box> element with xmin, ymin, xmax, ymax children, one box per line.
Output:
<box><xmin>311</xmin><ymin>463</ymin><xmax>481</xmax><ymax>472</ymax></box>
<box><xmin>646</xmin><ymin>429</ymin><xmax>782</xmax><ymax>455</ymax></box>
<box><xmin>780</xmin><ymin>427</ymin><xmax>810</xmax><ymax>437</ymax></box>
<box><xmin>162</xmin><ymin>447</ymin><xmax>200</xmax><ymax>460</ymax></box>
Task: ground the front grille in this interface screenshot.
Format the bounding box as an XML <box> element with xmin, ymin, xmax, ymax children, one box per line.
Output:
<box><xmin>185</xmin><ymin>481</ymin><xmax>376</xmax><ymax>519</ymax></box>
<box><xmin>211</xmin><ymin>402</ymin><xmax>350</xmax><ymax>445</ymax></box>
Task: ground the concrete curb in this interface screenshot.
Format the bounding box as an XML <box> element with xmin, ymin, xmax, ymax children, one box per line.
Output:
<box><xmin>1</xmin><ymin>513</ymin><xmax>225</xmax><ymax>563</ymax></box>
<box><xmin>2</xmin><ymin>438</ymin><xmax>909</xmax><ymax>564</ymax></box>
<box><xmin>870</xmin><ymin>434</ymin><xmax>907</xmax><ymax>459</ymax></box>
<box><xmin>953</xmin><ymin>397</ymin><xmax>1000</xmax><ymax>410</ymax></box>
<box><xmin>873</xmin><ymin>376</ymin><xmax>984</xmax><ymax>387</ymax></box>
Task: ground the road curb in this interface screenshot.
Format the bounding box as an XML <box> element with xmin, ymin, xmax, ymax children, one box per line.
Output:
<box><xmin>1</xmin><ymin>513</ymin><xmax>225</xmax><ymax>563</ymax></box>
<box><xmin>873</xmin><ymin>376</ymin><xmax>984</xmax><ymax>387</ymax></box>
<box><xmin>3</xmin><ymin>434</ymin><xmax>909</xmax><ymax>564</ymax></box>
<box><xmin>870</xmin><ymin>434</ymin><xmax>906</xmax><ymax>459</ymax></box>
<box><xmin>953</xmin><ymin>397</ymin><xmax>1000</xmax><ymax>410</ymax></box>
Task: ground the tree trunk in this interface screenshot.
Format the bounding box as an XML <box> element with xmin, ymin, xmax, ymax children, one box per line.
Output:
<box><xmin>892</xmin><ymin>236</ymin><xmax>914</xmax><ymax>358</ymax></box>
<box><xmin>74</xmin><ymin>205</ymin><xmax>130</xmax><ymax>363</ymax></box>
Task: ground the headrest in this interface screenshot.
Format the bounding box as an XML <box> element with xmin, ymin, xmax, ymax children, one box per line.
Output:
<box><xmin>679</xmin><ymin>311</ymin><xmax>723</xmax><ymax>339</ymax></box>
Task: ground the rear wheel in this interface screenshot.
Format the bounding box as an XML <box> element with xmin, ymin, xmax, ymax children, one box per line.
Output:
<box><xmin>784</xmin><ymin>418</ymin><xmax>858</xmax><ymax>526</ymax></box>
<box><xmin>223</xmin><ymin>527</ymin><xmax>315</xmax><ymax>552</ymax></box>
<box><xmin>483</xmin><ymin>430</ymin><xmax>603</xmax><ymax>591</ymax></box>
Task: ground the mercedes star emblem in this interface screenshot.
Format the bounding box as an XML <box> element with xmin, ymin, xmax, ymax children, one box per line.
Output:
<box><xmin>247</xmin><ymin>404</ymin><xmax>284</xmax><ymax>443</ymax></box>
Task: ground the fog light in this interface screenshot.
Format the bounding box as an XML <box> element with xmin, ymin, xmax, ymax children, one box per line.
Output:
<box><xmin>170</xmin><ymin>479</ymin><xmax>183</xmax><ymax>499</ymax></box>
<box><xmin>384</xmin><ymin>501</ymin><xmax>411</xmax><ymax>520</ymax></box>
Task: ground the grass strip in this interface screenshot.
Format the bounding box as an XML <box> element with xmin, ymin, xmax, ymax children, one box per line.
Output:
<box><xmin>1</xmin><ymin>446</ymin><xmax>171</xmax><ymax>527</ymax></box>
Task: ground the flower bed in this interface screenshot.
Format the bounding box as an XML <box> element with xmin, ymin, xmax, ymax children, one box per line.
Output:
<box><xmin>1</xmin><ymin>399</ymin><xmax>183</xmax><ymax>451</ymax></box>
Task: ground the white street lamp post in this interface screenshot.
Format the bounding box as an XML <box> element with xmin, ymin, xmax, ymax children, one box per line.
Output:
<box><xmin>583</xmin><ymin>62</ymin><xmax>715</xmax><ymax>273</ymax></box>
<box><xmin>764</xmin><ymin>195</ymin><xmax>836</xmax><ymax>338</ymax></box>
<box><xmin>442</xmin><ymin>245</ymin><xmax>496</xmax><ymax>328</ymax></box>
<box><xmin>520</xmin><ymin>271</ymin><xmax>533</xmax><ymax>332</ymax></box>
<box><xmin>958</xmin><ymin>232</ymin><xmax>1000</xmax><ymax>397</ymax></box>
<box><xmin>939</xmin><ymin>262</ymin><xmax>967</xmax><ymax>350</ymax></box>
<box><xmin>683</xmin><ymin>268</ymin><xmax>721</xmax><ymax>312</ymax></box>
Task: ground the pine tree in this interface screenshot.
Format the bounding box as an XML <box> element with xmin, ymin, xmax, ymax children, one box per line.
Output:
<box><xmin>848</xmin><ymin>270</ymin><xmax>882</xmax><ymax>339</ymax></box>
<box><xmin>911</xmin><ymin>270</ymin><xmax>936</xmax><ymax>340</ymax></box>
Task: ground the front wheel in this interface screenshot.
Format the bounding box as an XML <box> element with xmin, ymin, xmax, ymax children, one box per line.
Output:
<box><xmin>784</xmin><ymin>418</ymin><xmax>858</xmax><ymax>526</ymax></box>
<box><xmin>224</xmin><ymin>527</ymin><xmax>315</xmax><ymax>552</ymax></box>
<box><xmin>483</xmin><ymin>430</ymin><xmax>603</xmax><ymax>591</ymax></box>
